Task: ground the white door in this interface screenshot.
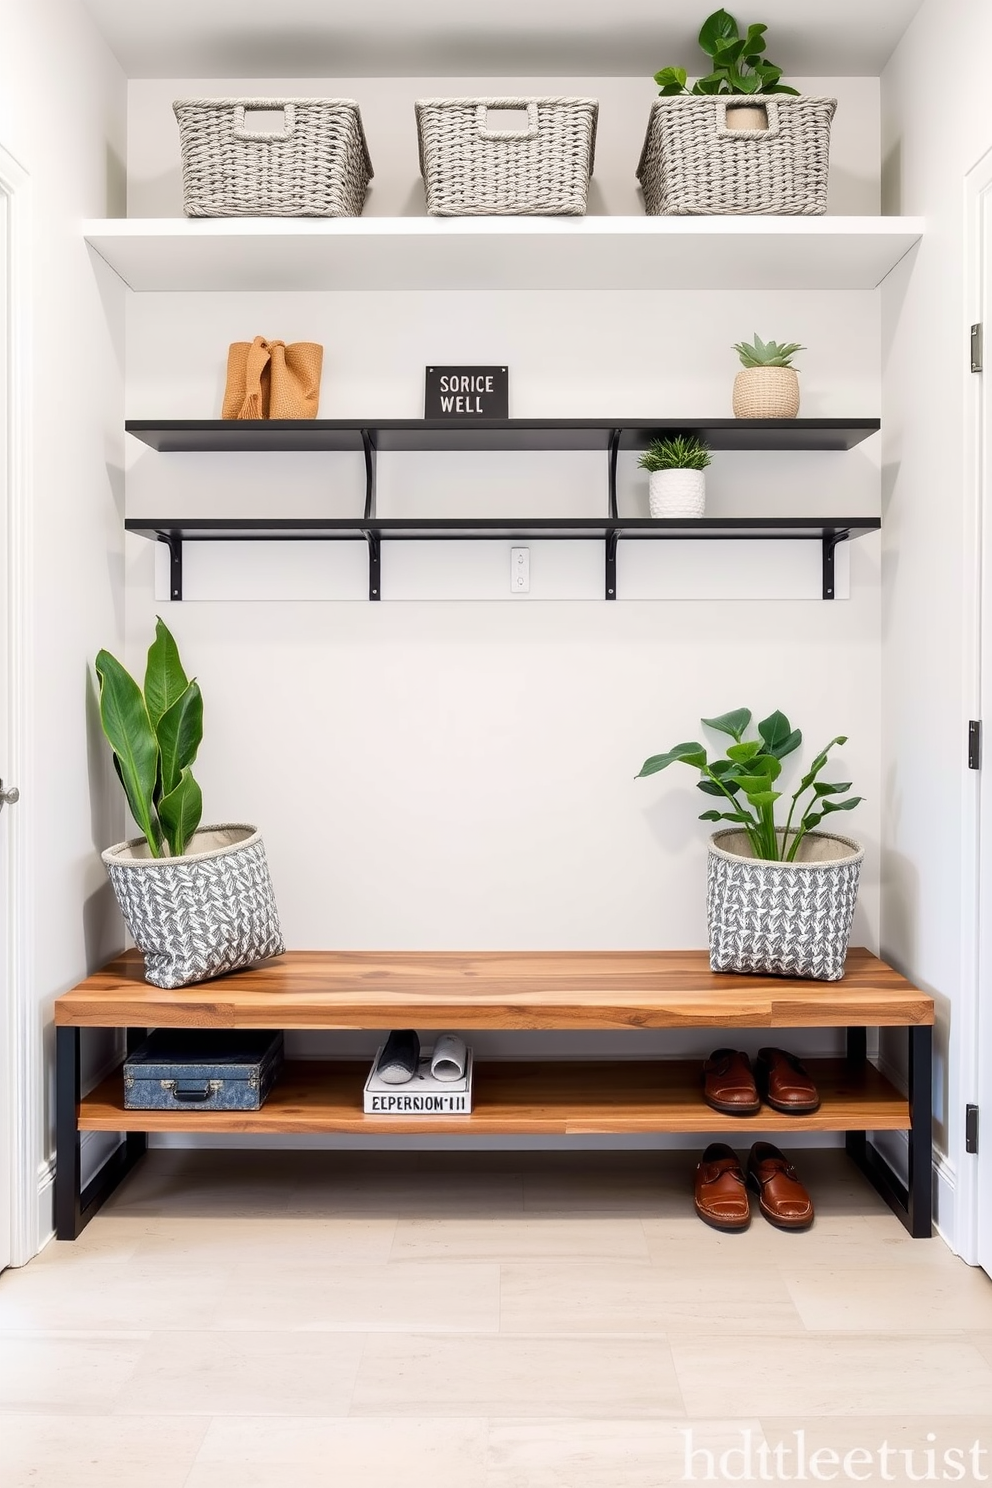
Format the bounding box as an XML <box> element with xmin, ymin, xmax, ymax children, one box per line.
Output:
<box><xmin>0</xmin><ymin>139</ymin><xmax>29</xmax><ymax>1273</ymax></box>
<box><xmin>969</xmin><ymin>156</ymin><xmax>992</xmax><ymax>1278</ymax></box>
<box><xmin>0</xmin><ymin>184</ymin><xmax>13</xmax><ymax>1273</ymax></box>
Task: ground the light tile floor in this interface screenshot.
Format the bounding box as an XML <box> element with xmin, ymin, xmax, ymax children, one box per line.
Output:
<box><xmin>1</xmin><ymin>1148</ymin><xmax>991</xmax><ymax>1487</ymax></box>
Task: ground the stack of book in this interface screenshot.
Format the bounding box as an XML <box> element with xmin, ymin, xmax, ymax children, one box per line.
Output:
<box><xmin>364</xmin><ymin>1044</ymin><xmax>474</xmax><ymax>1115</ymax></box>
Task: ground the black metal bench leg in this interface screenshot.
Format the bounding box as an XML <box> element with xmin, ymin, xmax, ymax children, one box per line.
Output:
<box><xmin>56</xmin><ymin>1025</ymin><xmax>147</xmax><ymax>1241</ymax></box>
<box><xmin>844</xmin><ymin>1021</ymin><xmax>933</xmax><ymax>1238</ymax></box>
<box><xmin>844</xmin><ymin>1025</ymin><xmax>868</xmax><ymax>1165</ymax></box>
<box><xmin>907</xmin><ymin>1023</ymin><xmax>934</xmax><ymax>1238</ymax></box>
<box><xmin>55</xmin><ymin>1026</ymin><xmax>81</xmax><ymax>1240</ymax></box>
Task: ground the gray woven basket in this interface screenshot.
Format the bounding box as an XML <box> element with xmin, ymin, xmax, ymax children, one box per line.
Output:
<box><xmin>103</xmin><ymin>825</ymin><xmax>285</xmax><ymax>989</ymax></box>
<box><xmin>415</xmin><ymin>97</ymin><xmax>598</xmax><ymax>216</ymax></box>
<box><xmin>173</xmin><ymin>98</ymin><xmax>373</xmax><ymax>217</ymax></box>
<box><xmin>706</xmin><ymin>828</ymin><xmax>863</xmax><ymax>981</ymax></box>
<box><xmin>637</xmin><ymin>96</ymin><xmax>836</xmax><ymax>216</ymax></box>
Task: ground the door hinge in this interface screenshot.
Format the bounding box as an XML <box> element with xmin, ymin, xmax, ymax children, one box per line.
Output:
<box><xmin>969</xmin><ymin>720</ymin><xmax>982</xmax><ymax>770</ymax></box>
<box><xmin>966</xmin><ymin>1103</ymin><xmax>979</xmax><ymax>1155</ymax></box>
<box><xmin>972</xmin><ymin>323</ymin><xmax>984</xmax><ymax>373</ymax></box>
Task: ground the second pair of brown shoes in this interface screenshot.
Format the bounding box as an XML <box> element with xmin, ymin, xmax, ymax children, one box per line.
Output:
<box><xmin>702</xmin><ymin>1047</ymin><xmax>820</xmax><ymax>1116</ymax></box>
<box><xmin>694</xmin><ymin>1142</ymin><xmax>815</xmax><ymax>1232</ymax></box>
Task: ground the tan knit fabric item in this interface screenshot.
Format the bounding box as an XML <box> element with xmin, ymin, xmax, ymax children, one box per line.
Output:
<box><xmin>222</xmin><ymin>336</ymin><xmax>324</xmax><ymax>419</ymax></box>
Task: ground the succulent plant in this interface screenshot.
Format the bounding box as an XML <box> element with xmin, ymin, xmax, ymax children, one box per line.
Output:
<box><xmin>638</xmin><ymin>435</ymin><xmax>713</xmax><ymax>473</ymax></box>
<box><xmin>733</xmin><ymin>334</ymin><xmax>805</xmax><ymax>369</ymax></box>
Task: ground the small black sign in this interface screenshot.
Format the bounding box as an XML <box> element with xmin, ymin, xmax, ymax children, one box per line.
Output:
<box><xmin>425</xmin><ymin>365</ymin><xmax>508</xmax><ymax>419</ymax></box>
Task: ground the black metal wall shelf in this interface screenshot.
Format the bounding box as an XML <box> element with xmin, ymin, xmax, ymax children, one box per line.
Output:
<box><xmin>125</xmin><ymin>418</ymin><xmax>881</xmax><ymax>601</ymax></box>
<box><xmin>125</xmin><ymin>516</ymin><xmax>881</xmax><ymax>604</ymax></box>
<box><xmin>128</xmin><ymin>417</ymin><xmax>880</xmax><ymax>454</ymax></box>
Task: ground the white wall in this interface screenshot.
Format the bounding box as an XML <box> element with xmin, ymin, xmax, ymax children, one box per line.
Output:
<box><xmin>880</xmin><ymin>0</ymin><xmax>992</xmax><ymax>1252</ymax></box>
<box><xmin>0</xmin><ymin>0</ymin><xmax>127</xmax><ymax>1254</ymax></box>
<box><xmin>122</xmin><ymin>76</ymin><xmax>884</xmax><ymax>1115</ymax></box>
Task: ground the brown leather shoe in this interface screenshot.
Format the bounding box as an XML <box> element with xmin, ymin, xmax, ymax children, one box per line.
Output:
<box><xmin>694</xmin><ymin>1143</ymin><xmax>750</xmax><ymax>1231</ymax></box>
<box><xmin>746</xmin><ymin>1142</ymin><xmax>814</xmax><ymax>1230</ymax></box>
<box><xmin>702</xmin><ymin>1048</ymin><xmax>760</xmax><ymax>1116</ymax></box>
<box><xmin>755</xmin><ymin>1047</ymin><xmax>820</xmax><ymax>1114</ymax></box>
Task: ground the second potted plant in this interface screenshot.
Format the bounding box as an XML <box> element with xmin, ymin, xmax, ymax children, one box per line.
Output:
<box><xmin>638</xmin><ymin>8</ymin><xmax>837</xmax><ymax>216</ymax></box>
<box><xmin>637</xmin><ymin>707</ymin><xmax>864</xmax><ymax>981</ymax></box>
<box><xmin>732</xmin><ymin>333</ymin><xmax>804</xmax><ymax>418</ymax></box>
<box><xmin>639</xmin><ymin>435</ymin><xmax>711</xmax><ymax>518</ymax></box>
<box><xmin>95</xmin><ymin>618</ymin><xmax>284</xmax><ymax>989</ymax></box>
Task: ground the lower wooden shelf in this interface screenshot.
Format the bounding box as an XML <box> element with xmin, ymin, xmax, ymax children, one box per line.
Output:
<box><xmin>79</xmin><ymin>1057</ymin><xmax>909</xmax><ymax>1137</ymax></box>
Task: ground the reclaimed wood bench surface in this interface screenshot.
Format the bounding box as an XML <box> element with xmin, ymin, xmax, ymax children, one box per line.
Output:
<box><xmin>54</xmin><ymin>946</ymin><xmax>934</xmax><ymax>1031</ymax></box>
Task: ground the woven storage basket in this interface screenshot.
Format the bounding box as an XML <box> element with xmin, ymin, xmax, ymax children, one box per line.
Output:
<box><xmin>637</xmin><ymin>96</ymin><xmax>836</xmax><ymax>216</ymax></box>
<box><xmin>415</xmin><ymin>97</ymin><xmax>598</xmax><ymax>216</ymax></box>
<box><xmin>173</xmin><ymin>98</ymin><xmax>373</xmax><ymax>217</ymax></box>
<box><xmin>103</xmin><ymin>825</ymin><xmax>285</xmax><ymax>989</ymax></box>
<box><xmin>706</xmin><ymin>828</ymin><xmax>863</xmax><ymax>981</ymax></box>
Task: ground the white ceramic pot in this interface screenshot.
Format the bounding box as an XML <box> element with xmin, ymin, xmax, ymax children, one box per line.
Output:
<box><xmin>733</xmin><ymin>366</ymin><xmax>800</xmax><ymax>419</ymax></box>
<box><xmin>649</xmin><ymin>468</ymin><xmax>706</xmax><ymax>518</ymax></box>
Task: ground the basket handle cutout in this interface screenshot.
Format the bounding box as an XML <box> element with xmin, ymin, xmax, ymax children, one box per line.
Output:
<box><xmin>715</xmin><ymin>98</ymin><xmax>781</xmax><ymax>140</ymax></box>
<box><xmin>476</xmin><ymin>103</ymin><xmax>539</xmax><ymax>141</ymax></box>
<box><xmin>233</xmin><ymin>104</ymin><xmax>297</xmax><ymax>142</ymax></box>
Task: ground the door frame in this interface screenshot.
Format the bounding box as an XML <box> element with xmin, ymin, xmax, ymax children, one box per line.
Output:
<box><xmin>962</xmin><ymin>146</ymin><xmax>992</xmax><ymax>1270</ymax></box>
<box><xmin>0</xmin><ymin>139</ymin><xmax>37</xmax><ymax>1267</ymax></box>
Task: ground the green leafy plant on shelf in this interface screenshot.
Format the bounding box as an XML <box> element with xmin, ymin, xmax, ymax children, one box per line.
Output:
<box><xmin>95</xmin><ymin>618</ymin><xmax>203</xmax><ymax>858</ymax></box>
<box><xmin>733</xmin><ymin>333</ymin><xmax>805</xmax><ymax>368</ymax></box>
<box><xmin>638</xmin><ymin>435</ymin><xmax>712</xmax><ymax>473</ymax></box>
<box><xmin>654</xmin><ymin>9</ymin><xmax>800</xmax><ymax>97</ymax></box>
<box><xmin>636</xmin><ymin>707</ymin><xmax>862</xmax><ymax>863</ymax></box>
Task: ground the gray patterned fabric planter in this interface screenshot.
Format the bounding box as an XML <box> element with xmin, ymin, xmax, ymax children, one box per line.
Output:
<box><xmin>706</xmin><ymin>829</ymin><xmax>863</xmax><ymax>982</ymax></box>
<box><xmin>103</xmin><ymin>825</ymin><xmax>284</xmax><ymax>989</ymax></box>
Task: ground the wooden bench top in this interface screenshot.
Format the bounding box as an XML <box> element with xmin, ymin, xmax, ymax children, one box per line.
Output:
<box><xmin>54</xmin><ymin>947</ymin><xmax>933</xmax><ymax>1030</ymax></box>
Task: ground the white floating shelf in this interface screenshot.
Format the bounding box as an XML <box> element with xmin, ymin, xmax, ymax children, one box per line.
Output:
<box><xmin>84</xmin><ymin>215</ymin><xmax>924</xmax><ymax>294</ymax></box>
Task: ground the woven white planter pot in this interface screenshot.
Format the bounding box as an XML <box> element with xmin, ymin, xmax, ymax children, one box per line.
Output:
<box><xmin>733</xmin><ymin>366</ymin><xmax>800</xmax><ymax>419</ymax></box>
<box><xmin>649</xmin><ymin>468</ymin><xmax>705</xmax><ymax>518</ymax></box>
<box><xmin>706</xmin><ymin>828</ymin><xmax>864</xmax><ymax>982</ymax></box>
<box><xmin>103</xmin><ymin>824</ymin><xmax>285</xmax><ymax>989</ymax></box>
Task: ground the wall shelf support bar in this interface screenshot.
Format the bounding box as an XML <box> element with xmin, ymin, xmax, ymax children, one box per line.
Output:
<box><xmin>822</xmin><ymin>532</ymin><xmax>847</xmax><ymax>601</ymax></box>
<box><xmin>607</xmin><ymin>428</ymin><xmax>621</xmax><ymax>520</ymax></box>
<box><xmin>605</xmin><ymin>530</ymin><xmax>619</xmax><ymax>600</ymax></box>
<box><xmin>163</xmin><ymin>533</ymin><xmax>183</xmax><ymax>602</ymax></box>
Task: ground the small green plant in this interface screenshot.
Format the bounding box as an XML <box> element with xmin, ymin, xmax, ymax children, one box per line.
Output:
<box><xmin>637</xmin><ymin>707</ymin><xmax>861</xmax><ymax>863</ymax></box>
<box><xmin>638</xmin><ymin>435</ymin><xmax>712</xmax><ymax>474</ymax></box>
<box><xmin>95</xmin><ymin>618</ymin><xmax>203</xmax><ymax>858</ymax></box>
<box><xmin>733</xmin><ymin>333</ymin><xmax>805</xmax><ymax>369</ymax></box>
<box><xmin>654</xmin><ymin>9</ymin><xmax>799</xmax><ymax>98</ymax></box>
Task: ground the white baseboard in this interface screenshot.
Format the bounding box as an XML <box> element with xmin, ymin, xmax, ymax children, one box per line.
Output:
<box><xmin>33</xmin><ymin>1158</ymin><xmax>54</xmax><ymax>1259</ymax></box>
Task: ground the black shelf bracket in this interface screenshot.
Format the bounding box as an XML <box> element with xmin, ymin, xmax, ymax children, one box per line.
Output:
<box><xmin>366</xmin><ymin>532</ymin><xmax>381</xmax><ymax>601</ymax></box>
<box><xmin>362</xmin><ymin>430</ymin><xmax>381</xmax><ymax>600</ymax></box>
<box><xmin>361</xmin><ymin>430</ymin><xmax>377</xmax><ymax>521</ymax></box>
<box><xmin>164</xmin><ymin>533</ymin><xmax>183</xmax><ymax>601</ymax></box>
<box><xmin>822</xmin><ymin>532</ymin><xmax>847</xmax><ymax>601</ymax></box>
<box><xmin>605</xmin><ymin>529</ymin><xmax>619</xmax><ymax>600</ymax></box>
<box><xmin>607</xmin><ymin>428</ymin><xmax>621</xmax><ymax>520</ymax></box>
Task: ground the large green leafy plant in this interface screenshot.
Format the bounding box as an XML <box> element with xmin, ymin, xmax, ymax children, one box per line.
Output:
<box><xmin>637</xmin><ymin>708</ymin><xmax>861</xmax><ymax>863</ymax></box>
<box><xmin>96</xmin><ymin>619</ymin><xmax>203</xmax><ymax>858</ymax></box>
<box><xmin>654</xmin><ymin>9</ymin><xmax>799</xmax><ymax>98</ymax></box>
